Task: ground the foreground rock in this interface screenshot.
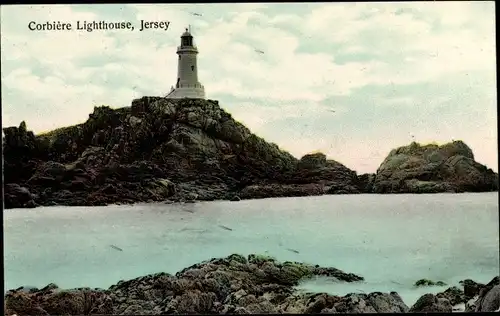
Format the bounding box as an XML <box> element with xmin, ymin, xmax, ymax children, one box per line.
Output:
<box><xmin>372</xmin><ymin>141</ymin><xmax>498</xmax><ymax>193</ymax></box>
<box><xmin>409</xmin><ymin>293</ymin><xmax>453</xmax><ymax>313</ymax></box>
<box><xmin>5</xmin><ymin>254</ymin><xmax>498</xmax><ymax>315</ymax></box>
<box><xmin>3</xmin><ymin>98</ymin><xmax>497</xmax><ymax>209</ymax></box>
<box><xmin>5</xmin><ymin>254</ymin><xmax>407</xmax><ymax>315</ymax></box>
<box><xmin>469</xmin><ymin>276</ymin><xmax>500</xmax><ymax>312</ymax></box>
<box><xmin>409</xmin><ymin>276</ymin><xmax>500</xmax><ymax>313</ymax></box>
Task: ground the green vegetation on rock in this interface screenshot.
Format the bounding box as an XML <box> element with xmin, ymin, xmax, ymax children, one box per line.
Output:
<box><xmin>414</xmin><ymin>279</ymin><xmax>448</xmax><ymax>287</ymax></box>
<box><xmin>248</xmin><ymin>254</ymin><xmax>277</xmax><ymax>265</ymax></box>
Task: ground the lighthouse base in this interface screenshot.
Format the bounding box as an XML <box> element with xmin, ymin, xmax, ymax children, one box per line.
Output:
<box><xmin>165</xmin><ymin>87</ymin><xmax>206</xmax><ymax>99</ymax></box>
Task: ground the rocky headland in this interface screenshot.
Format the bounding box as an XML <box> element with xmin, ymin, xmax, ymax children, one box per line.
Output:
<box><xmin>3</xmin><ymin>97</ymin><xmax>498</xmax><ymax>209</ymax></box>
<box><xmin>4</xmin><ymin>254</ymin><xmax>500</xmax><ymax>315</ymax></box>
<box><xmin>371</xmin><ymin>140</ymin><xmax>499</xmax><ymax>193</ymax></box>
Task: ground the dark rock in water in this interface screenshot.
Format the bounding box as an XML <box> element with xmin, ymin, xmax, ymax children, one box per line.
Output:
<box><xmin>483</xmin><ymin>276</ymin><xmax>500</xmax><ymax>289</ymax></box>
<box><xmin>410</xmin><ymin>293</ymin><xmax>452</xmax><ymax>312</ymax></box>
<box><xmin>413</xmin><ymin>278</ymin><xmax>447</xmax><ymax>287</ymax></box>
<box><xmin>475</xmin><ymin>284</ymin><xmax>500</xmax><ymax>312</ymax></box>
<box><xmin>410</xmin><ymin>276</ymin><xmax>500</xmax><ymax>313</ymax></box>
<box><xmin>324</xmin><ymin>292</ymin><xmax>409</xmax><ymax>313</ymax></box>
<box><xmin>471</xmin><ymin>276</ymin><xmax>500</xmax><ymax>312</ymax></box>
<box><xmin>4</xmin><ymin>284</ymin><xmax>113</xmax><ymax>316</ymax></box>
<box><xmin>4</xmin><ymin>254</ymin><xmax>372</xmax><ymax>315</ymax></box>
<box><xmin>229</xmin><ymin>195</ymin><xmax>241</xmax><ymax>201</ymax></box>
<box><xmin>436</xmin><ymin>286</ymin><xmax>465</xmax><ymax>306</ymax></box>
<box><xmin>460</xmin><ymin>278</ymin><xmax>485</xmax><ymax>298</ymax></box>
<box><xmin>293</xmin><ymin>153</ymin><xmax>361</xmax><ymax>195</ymax></box>
<box><xmin>373</xmin><ymin>141</ymin><xmax>498</xmax><ymax>193</ymax></box>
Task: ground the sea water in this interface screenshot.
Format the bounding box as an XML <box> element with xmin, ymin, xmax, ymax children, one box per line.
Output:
<box><xmin>4</xmin><ymin>193</ymin><xmax>499</xmax><ymax>307</ymax></box>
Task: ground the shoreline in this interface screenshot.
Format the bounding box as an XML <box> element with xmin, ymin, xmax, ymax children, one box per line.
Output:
<box><xmin>3</xmin><ymin>188</ymin><xmax>498</xmax><ymax>211</ymax></box>
<box><xmin>4</xmin><ymin>254</ymin><xmax>499</xmax><ymax>314</ymax></box>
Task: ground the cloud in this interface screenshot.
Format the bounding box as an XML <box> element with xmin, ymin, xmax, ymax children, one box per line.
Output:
<box><xmin>304</xmin><ymin>2</ymin><xmax>495</xmax><ymax>85</ymax></box>
<box><xmin>2</xmin><ymin>67</ymin><xmax>140</xmax><ymax>131</ymax></box>
<box><xmin>1</xmin><ymin>3</ymin><xmax>497</xmax><ymax>173</ymax></box>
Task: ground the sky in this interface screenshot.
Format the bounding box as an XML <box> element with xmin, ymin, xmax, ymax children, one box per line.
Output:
<box><xmin>1</xmin><ymin>2</ymin><xmax>497</xmax><ymax>174</ymax></box>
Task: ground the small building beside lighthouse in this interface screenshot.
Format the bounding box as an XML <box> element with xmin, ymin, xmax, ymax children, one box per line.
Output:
<box><xmin>166</xmin><ymin>27</ymin><xmax>206</xmax><ymax>99</ymax></box>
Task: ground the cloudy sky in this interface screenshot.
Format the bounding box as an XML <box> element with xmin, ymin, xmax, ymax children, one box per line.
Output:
<box><xmin>1</xmin><ymin>2</ymin><xmax>497</xmax><ymax>173</ymax></box>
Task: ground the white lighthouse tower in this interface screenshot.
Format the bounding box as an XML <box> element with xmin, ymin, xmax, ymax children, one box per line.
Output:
<box><xmin>165</xmin><ymin>27</ymin><xmax>206</xmax><ymax>99</ymax></box>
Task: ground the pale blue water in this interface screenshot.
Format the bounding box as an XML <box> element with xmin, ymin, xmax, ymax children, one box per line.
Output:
<box><xmin>4</xmin><ymin>193</ymin><xmax>499</xmax><ymax>306</ymax></box>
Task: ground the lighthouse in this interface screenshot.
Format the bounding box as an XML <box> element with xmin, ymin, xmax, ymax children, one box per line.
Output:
<box><xmin>165</xmin><ymin>27</ymin><xmax>206</xmax><ymax>99</ymax></box>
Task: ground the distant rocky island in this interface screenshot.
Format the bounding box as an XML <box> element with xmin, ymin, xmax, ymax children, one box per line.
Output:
<box><xmin>3</xmin><ymin>97</ymin><xmax>498</xmax><ymax>209</ymax></box>
<box><xmin>4</xmin><ymin>254</ymin><xmax>500</xmax><ymax>314</ymax></box>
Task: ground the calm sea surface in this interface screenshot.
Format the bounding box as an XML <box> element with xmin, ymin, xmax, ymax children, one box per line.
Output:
<box><xmin>4</xmin><ymin>193</ymin><xmax>499</xmax><ymax>306</ymax></box>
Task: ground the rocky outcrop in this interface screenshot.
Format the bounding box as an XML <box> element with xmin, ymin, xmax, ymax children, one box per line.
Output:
<box><xmin>4</xmin><ymin>254</ymin><xmax>497</xmax><ymax>315</ymax></box>
<box><xmin>373</xmin><ymin>141</ymin><xmax>498</xmax><ymax>193</ymax></box>
<box><xmin>413</xmin><ymin>279</ymin><xmax>447</xmax><ymax>287</ymax></box>
<box><xmin>357</xmin><ymin>173</ymin><xmax>376</xmax><ymax>193</ymax></box>
<box><xmin>3</xmin><ymin>98</ymin><xmax>497</xmax><ymax>209</ymax></box>
<box><xmin>409</xmin><ymin>293</ymin><xmax>453</xmax><ymax>313</ymax></box>
<box><xmin>292</xmin><ymin>153</ymin><xmax>360</xmax><ymax>194</ymax></box>
<box><xmin>2</xmin><ymin>98</ymin><xmax>361</xmax><ymax>209</ymax></box>
<box><xmin>469</xmin><ymin>276</ymin><xmax>500</xmax><ymax>312</ymax></box>
<box><xmin>408</xmin><ymin>276</ymin><xmax>499</xmax><ymax>313</ymax></box>
<box><xmin>4</xmin><ymin>254</ymin><xmax>376</xmax><ymax>315</ymax></box>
